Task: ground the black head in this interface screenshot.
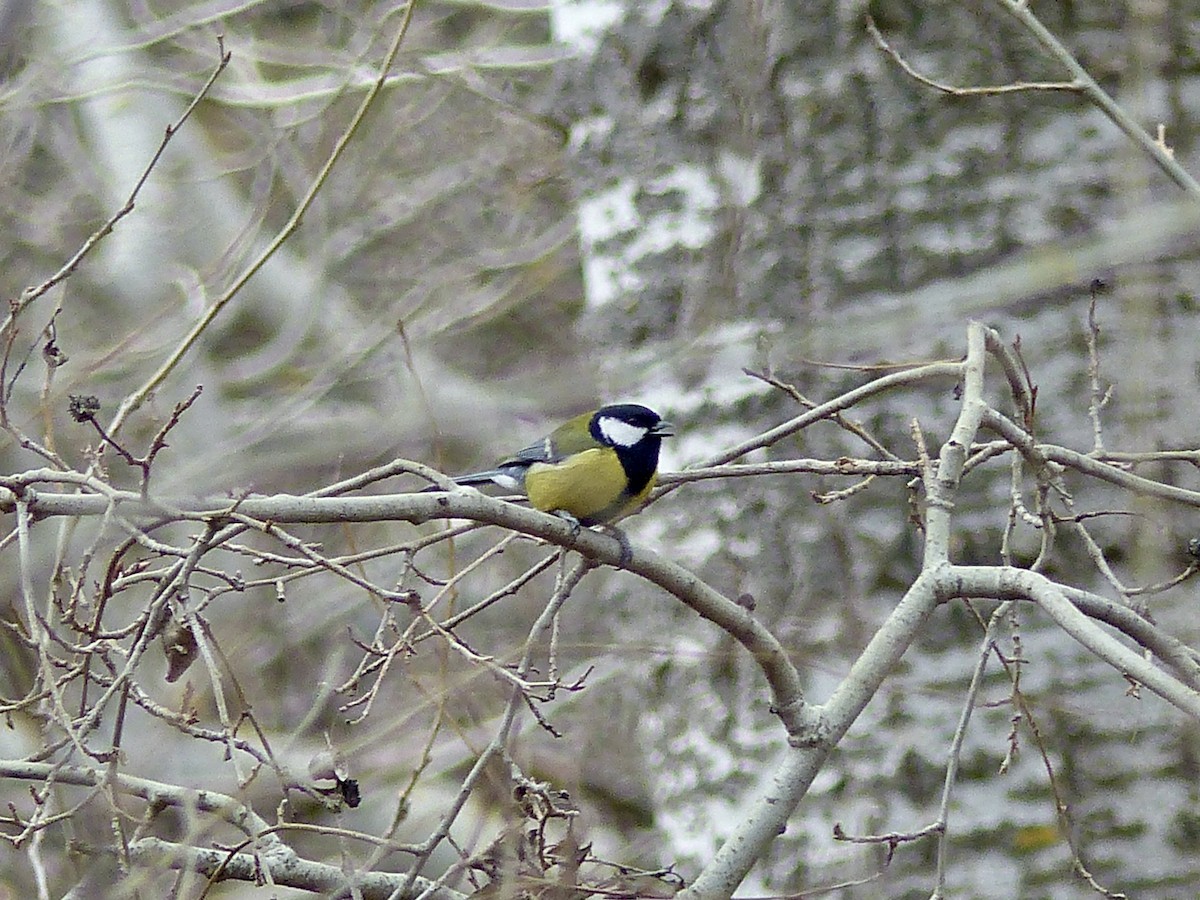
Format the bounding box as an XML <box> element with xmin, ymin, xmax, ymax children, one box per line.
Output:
<box><xmin>588</xmin><ymin>404</ymin><xmax>673</xmax><ymax>449</ymax></box>
<box><xmin>589</xmin><ymin>404</ymin><xmax>672</xmax><ymax>497</ymax></box>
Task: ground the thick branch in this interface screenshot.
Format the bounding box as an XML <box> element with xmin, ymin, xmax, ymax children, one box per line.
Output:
<box><xmin>0</xmin><ymin>484</ymin><xmax>816</xmax><ymax>741</ymax></box>
<box><xmin>0</xmin><ymin>761</ymin><xmax>279</xmax><ymax>848</ymax></box>
<box><xmin>76</xmin><ymin>836</ymin><xmax>465</xmax><ymax>900</ymax></box>
<box><xmin>681</xmin><ymin>327</ymin><xmax>991</xmax><ymax>900</ymax></box>
<box><xmin>939</xmin><ymin>566</ymin><xmax>1200</xmax><ymax>719</ymax></box>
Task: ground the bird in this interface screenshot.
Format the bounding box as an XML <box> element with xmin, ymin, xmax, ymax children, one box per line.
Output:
<box><xmin>445</xmin><ymin>403</ymin><xmax>673</xmax><ymax>526</ymax></box>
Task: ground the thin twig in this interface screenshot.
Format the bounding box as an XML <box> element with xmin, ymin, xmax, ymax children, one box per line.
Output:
<box><xmin>993</xmin><ymin>0</ymin><xmax>1200</xmax><ymax>198</ymax></box>
<box><xmin>866</xmin><ymin>14</ymin><xmax>1080</xmax><ymax>96</ymax></box>
<box><xmin>7</xmin><ymin>38</ymin><xmax>232</xmax><ymax>323</ymax></box>
<box><xmin>105</xmin><ymin>4</ymin><xmax>419</xmax><ymax>439</ymax></box>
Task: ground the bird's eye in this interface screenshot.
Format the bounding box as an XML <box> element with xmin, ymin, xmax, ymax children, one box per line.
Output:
<box><xmin>597</xmin><ymin>416</ymin><xmax>649</xmax><ymax>447</ymax></box>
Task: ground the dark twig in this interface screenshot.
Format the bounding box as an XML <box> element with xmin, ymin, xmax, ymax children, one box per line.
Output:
<box><xmin>67</xmin><ymin>387</ymin><xmax>203</xmax><ymax>494</ymax></box>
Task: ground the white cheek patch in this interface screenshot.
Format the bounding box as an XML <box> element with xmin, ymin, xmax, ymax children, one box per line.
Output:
<box><xmin>598</xmin><ymin>416</ymin><xmax>649</xmax><ymax>447</ymax></box>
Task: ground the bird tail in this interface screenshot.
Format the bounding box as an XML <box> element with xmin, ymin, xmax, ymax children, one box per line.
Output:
<box><xmin>451</xmin><ymin>470</ymin><xmax>506</xmax><ymax>487</ymax></box>
<box><xmin>419</xmin><ymin>471</ymin><xmax>503</xmax><ymax>493</ymax></box>
<box><xmin>421</xmin><ymin>469</ymin><xmax>523</xmax><ymax>493</ymax></box>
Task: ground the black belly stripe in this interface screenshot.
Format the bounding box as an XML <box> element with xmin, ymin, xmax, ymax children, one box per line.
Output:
<box><xmin>614</xmin><ymin>439</ymin><xmax>662</xmax><ymax>498</ymax></box>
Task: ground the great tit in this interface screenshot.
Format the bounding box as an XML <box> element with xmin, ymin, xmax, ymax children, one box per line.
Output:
<box><xmin>447</xmin><ymin>403</ymin><xmax>673</xmax><ymax>526</ymax></box>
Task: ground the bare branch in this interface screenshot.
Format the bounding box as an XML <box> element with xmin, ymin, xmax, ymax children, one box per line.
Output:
<box><xmin>992</xmin><ymin>0</ymin><xmax>1200</xmax><ymax>197</ymax></box>
<box><xmin>7</xmin><ymin>38</ymin><xmax>232</xmax><ymax>322</ymax></box>
<box><xmin>866</xmin><ymin>14</ymin><xmax>1080</xmax><ymax>96</ymax></box>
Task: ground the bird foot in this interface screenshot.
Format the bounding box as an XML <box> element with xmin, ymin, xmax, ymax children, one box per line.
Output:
<box><xmin>549</xmin><ymin>513</ymin><xmax>631</xmax><ymax>566</ymax></box>
<box><xmin>552</xmin><ymin>509</ymin><xmax>583</xmax><ymax>538</ymax></box>
<box><xmin>599</xmin><ymin>524</ymin><xmax>632</xmax><ymax>567</ymax></box>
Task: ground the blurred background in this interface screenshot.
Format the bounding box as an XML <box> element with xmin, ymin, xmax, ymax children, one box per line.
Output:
<box><xmin>2</xmin><ymin>1</ymin><xmax>1200</xmax><ymax>897</ymax></box>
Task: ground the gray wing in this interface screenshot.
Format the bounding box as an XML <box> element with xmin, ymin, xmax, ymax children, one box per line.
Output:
<box><xmin>453</xmin><ymin>431</ymin><xmax>566</xmax><ymax>492</ymax></box>
<box><xmin>499</xmin><ymin>435</ymin><xmax>558</xmax><ymax>467</ymax></box>
<box><xmin>453</xmin><ymin>436</ymin><xmax>553</xmax><ymax>491</ymax></box>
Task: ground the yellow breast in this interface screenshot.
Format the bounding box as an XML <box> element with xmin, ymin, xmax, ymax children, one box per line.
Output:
<box><xmin>524</xmin><ymin>448</ymin><xmax>655</xmax><ymax>525</ymax></box>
